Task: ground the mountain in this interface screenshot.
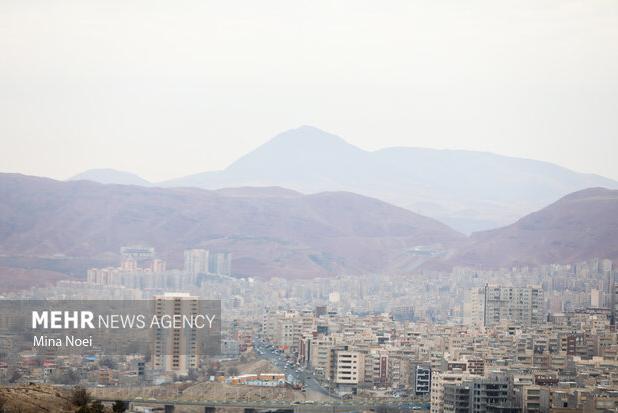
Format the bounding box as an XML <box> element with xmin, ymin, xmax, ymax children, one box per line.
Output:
<box><xmin>0</xmin><ymin>267</ymin><xmax>70</xmax><ymax>292</ymax></box>
<box><xmin>0</xmin><ymin>173</ymin><xmax>464</xmax><ymax>278</ymax></box>
<box><xmin>70</xmin><ymin>168</ymin><xmax>151</xmax><ymax>186</ymax></box>
<box><xmin>161</xmin><ymin>126</ymin><xmax>618</xmax><ymax>233</ymax></box>
<box><xmin>449</xmin><ymin>187</ymin><xmax>618</xmax><ymax>267</ymax></box>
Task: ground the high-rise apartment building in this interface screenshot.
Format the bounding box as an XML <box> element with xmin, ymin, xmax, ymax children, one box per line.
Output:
<box><xmin>183</xmin><ymin>249</ymin><xmax>209</xmax><ymax>275</ymax></box>
<box><xmin>152</xmin><ymin>293</ymin><xmax>200</xmax><ymax>375</ymax></box>
<box><xmin>603</xmin><ymin>260</ymin><xmax>618</xmax><ymax>324</ymax></box>
<box><xmin>483</xmin><ymin>285</ymin><xmax>544</xmax><ymax>327</ymax></box>
<box><xmin>208</xmin><ymin>252</ymin><xmax>232</xmax><ymax>276</ymax></box>
<box><xmin>463</xmin><ymin>288</ymin><xmax>485</xmax><ymax>326</ymax></box>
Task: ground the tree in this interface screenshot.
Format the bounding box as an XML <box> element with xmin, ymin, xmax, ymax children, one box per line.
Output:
<box><xmin>227</xmin><ymin>367</ymin><xmax>239</xmax><ymax>376</ymax></box>
<box><xmin>112</xmin><ymin>400</ymin><xmax>128</xmax><ymax>413</ymax></box>
<box><xmin>71</xmin><ymin>386</ymin><xmax>91</xmax><ymax>407</ymax></box>
<box><xmin>8</xmin><ymin>369</ymin><xmax>22</xmax><ymax>384</ymax></box>
<box><xmin>91</xmin><ymin>400</ymin><xmax>105</xmax><ymax>413</ymax></box>
<box><xmin>186</xmin><ymin>369</ymin><xmax>199</xmax><ymax>381</ymax></box>
<box><xmin>99</xmin><ymin>358</ymin><xmax>116</xmax><ymax>370</ymax></box>
<box><xmin>50</xmin><ymin>369</ymin><xmax>80</xmax><ymax>385</ymax></box>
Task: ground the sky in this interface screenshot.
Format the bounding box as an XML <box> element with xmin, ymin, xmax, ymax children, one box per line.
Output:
<box><xmin>1</xmin><ymin>0</ymin><xmax>617</xmax><ymax>182</ymax></box>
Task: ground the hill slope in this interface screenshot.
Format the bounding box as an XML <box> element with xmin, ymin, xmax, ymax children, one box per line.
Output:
<box><xmin>450</xmin><ymin>187</ymin><xmax>618</xmax><ymax>267</ymax></box>
<box><xmin>0</xmin><ymin>173</ymin><xmax>464</xmax><ymax>278</ymax></box>
<box><xmin>161</xmin><ymin>126</ymin><xmax>618</xmax><ymax>233</ymax></box>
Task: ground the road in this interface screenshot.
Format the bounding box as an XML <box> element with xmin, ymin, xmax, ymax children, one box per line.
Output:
<box><xmin>252</xmin><ymin>339</ymin><xmax>336</xmax><ymax>399</ymax></box>
<box><xmin>251</xmin><ymin>339</ymin><xmax>430</xmax><ymax>412</ymax></box>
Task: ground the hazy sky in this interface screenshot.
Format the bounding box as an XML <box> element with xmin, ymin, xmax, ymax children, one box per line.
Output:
<box><xmin>1</xmin><ymin>0</ymin><xmax>617</xmax><ymax>182</ymax></box>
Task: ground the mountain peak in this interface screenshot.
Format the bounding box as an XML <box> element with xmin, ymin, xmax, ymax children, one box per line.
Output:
<box><xmin>224</xmin><ymin>126</ymin><xmax>366</xmax><ymax>174</ymax></box>
<box><xmin>69</xmin><ymin>169</ymin><xmax>151</xmax><ymax>186</ymax></box>
<box><xmin>264</xmin><ymin>125</ymin><xmax>358</xmax><ymax>150</ymax></box>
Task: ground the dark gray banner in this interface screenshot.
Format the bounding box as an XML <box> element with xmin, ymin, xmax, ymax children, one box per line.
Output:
<box><xmin>0</xmin><ymin>299</ymin><xmax>221</xmax><ymax>361</ymax></box>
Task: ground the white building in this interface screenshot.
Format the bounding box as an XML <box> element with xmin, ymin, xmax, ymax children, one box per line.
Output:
<box><xmin>483</xmin><ymin>285</ymin><xmax>544</xmax><ymax>327</ymax></box>
<box><xmin>184</xmin><ymin>249</ymin><xmax>209</xmax><ymax>275</ymax></box>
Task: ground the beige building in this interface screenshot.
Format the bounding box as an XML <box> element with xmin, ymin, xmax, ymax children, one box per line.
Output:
<box><xmin>152</xmin><ymin>292</ymin><xmax>200</xmax><ymax>375</ymax></box>
<box><xmin>463</xmin><ymin>287</ymin><xmax>485</xmax><ymax>326</ymax></box>
<box><xmin>430</xmin><ymin>370</ymin><xmax>470</xmax><ymax>413</ymax></box>
<box><xmin>334</xmin><ymin>349</ymin><xmax>365</xmax><ymax>386</ymax></box>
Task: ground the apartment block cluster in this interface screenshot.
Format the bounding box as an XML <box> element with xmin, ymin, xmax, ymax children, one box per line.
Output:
<box><xmin>261</xmin><ymin>260</ymin><xmax>618</xmax><ymax>412</ymax></box>
<box><xmin>5</xmin><ymin>251</ymin><xmax>618</xmax><ymax>411</ymax></box>
<box><xmin>86</xmin><ymin>246</ymin><xmax>232</xmax><ymax>290</ymax></box>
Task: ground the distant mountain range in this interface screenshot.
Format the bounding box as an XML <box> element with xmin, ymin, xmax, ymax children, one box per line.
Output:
<box><xmin>0</xmin><ymin>173</ymin><xmax>463</xmax><ymax>278</ymax></box>
<box><xmin>1</xmin><ymin>173</ymin><xmax>617</xmax><ymax>281</ymax></box>
<box><xmin>70</xmin><ymin>126</ymin><xmax>618</xmax><ymax>234</ymax></box>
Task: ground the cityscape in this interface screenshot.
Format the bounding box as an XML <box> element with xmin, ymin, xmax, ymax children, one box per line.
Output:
<box><xmin>1</xmin><ymin>1</ymin><xmax>618</xmax><ymax>412</ymax></box>
<box><xmin>2</xmin><ymin>244</ymin><xmax>618</xmax><ymax>413</ymax></box>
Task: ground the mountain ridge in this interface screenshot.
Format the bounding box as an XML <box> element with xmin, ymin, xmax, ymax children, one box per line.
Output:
<box><xmin>0</xmin><ymin>172</ymin><xmax>464</xmax><ymax>278</ymax></box>
<box><xmin>447</xmin><ymin>187</ymin><xmax>618</xmax><ymax>268</ymax></box>
<box><xmin>67</xmin><ymin>126</ymin><xmax>618</xmax><ymax>233</ymax></box>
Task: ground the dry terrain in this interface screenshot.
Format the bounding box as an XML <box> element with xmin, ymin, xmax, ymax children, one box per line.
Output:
<box><xmin>0</xmin><ymin>385</ymin><xmax>77</xmax><ymax>413</ymax></box>
<box><xmin>449</xmin><ymin>188</ymin><xmax>618</xmax><ymax>267</ymax></box>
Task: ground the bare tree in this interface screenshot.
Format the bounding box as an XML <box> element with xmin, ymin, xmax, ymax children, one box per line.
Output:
<box><xmin>71</xmin><ymin>386</ymin><xmax>91</xmax><ymax>407</ymax></box>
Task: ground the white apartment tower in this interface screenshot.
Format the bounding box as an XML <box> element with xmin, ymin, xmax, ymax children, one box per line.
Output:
<box><xmin>483</xmin><ymin>285</ymin><xmax>544</xmax><ymax>327</ymax></box>
<box><xmin>463</xmin><ymin>287</ymin><xmax>485</xmax><ymax>326</ymax></box>
<box><xmin>184</xmin><ymin>249</ymin><xmax>209</xmax><ymax>275</ymax></box>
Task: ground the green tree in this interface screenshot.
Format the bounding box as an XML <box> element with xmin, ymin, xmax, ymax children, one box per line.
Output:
<box><xmin>99</xmin><ymin>358</ymin><xmax>116</xmax><ymax>370</ymax></box>
<box><xmin>112</xmin><ymin>400</ymin><xmax>128</xmax><ymax>413</ymax></box>
<box><xmin>91</xmin><ymin>400</ymin><xmax>105</xmax><ymax>413</ymax></box>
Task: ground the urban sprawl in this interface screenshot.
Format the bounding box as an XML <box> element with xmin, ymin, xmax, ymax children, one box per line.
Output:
<box><xmin>2</xmin><ymin>246</ymin><xmax>618</xmax><ymax>413</ymax></box>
